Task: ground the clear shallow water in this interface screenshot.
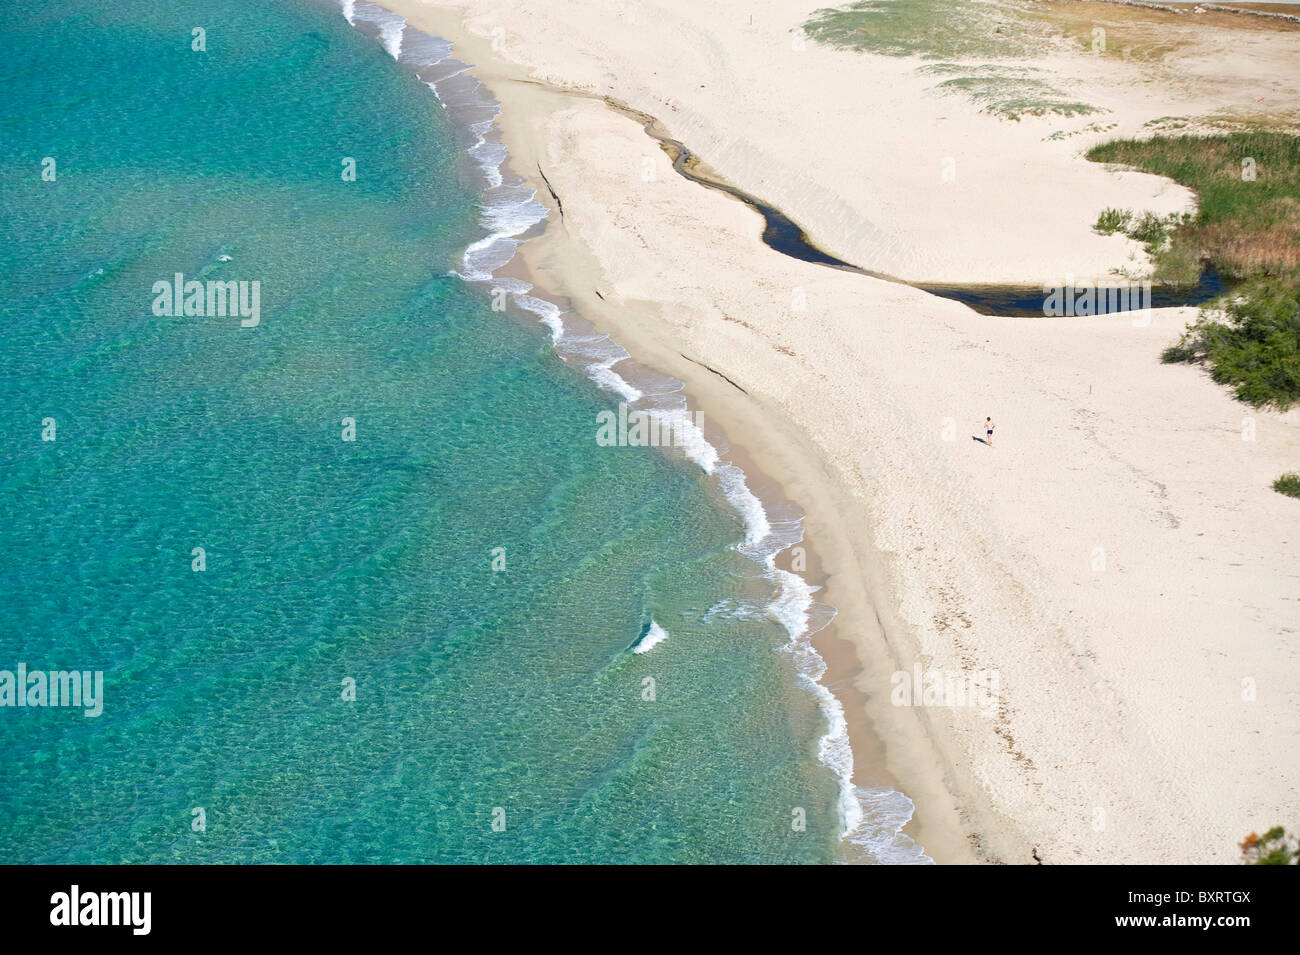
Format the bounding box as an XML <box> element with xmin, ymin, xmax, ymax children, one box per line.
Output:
<box><xmin>0</xmin><ymin>0</ymin><xmax>920</xmax><ymax>863</ymax></box>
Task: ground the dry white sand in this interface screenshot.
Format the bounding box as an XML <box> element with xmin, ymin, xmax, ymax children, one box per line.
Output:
<box><xmin>381</xmin><ymin>0</ymin><xmax>1300</xmax><ymax>863</ymax></box>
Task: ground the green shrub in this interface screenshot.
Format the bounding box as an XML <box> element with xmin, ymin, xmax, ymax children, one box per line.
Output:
<box><xmin>1094</xmin><ymin>208</ymin><xmax>1133</xmax><ymax>235</ymax></box>
<box><xmin>1093</xmin><ymin>207</ymin><xmax>1189</xmax><ymax>259</ymax></box>
<box><xmin>1162</xmin><ymin>282</ymin><xmax>1300</xmax><ymax>409</ymax></box>
<box><xmin>1130</xmin><ymin>211</ymin><xmax>1171</xmax><ymax>249</ymax></box>
<box><xmin>1275</xmin><ymin>473</ymin><xmax>1300</xmax><ymax>499</ymax></box>
<box><xmin>1240</xmin><ymin>826</ymin><xmax>1298</xmax><ymax>864</ymax></box>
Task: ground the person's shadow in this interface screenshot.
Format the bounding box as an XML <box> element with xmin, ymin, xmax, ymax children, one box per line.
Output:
<box><xmin>972</xmin><ymin>435</ymin><xmax>990</xmax><ymax>446</ymax></box>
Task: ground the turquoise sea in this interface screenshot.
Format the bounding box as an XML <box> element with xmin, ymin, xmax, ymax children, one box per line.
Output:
<box><xmin>0</xmin><ymin>0</ymin><xmax>920</xmax><ymax>863</ymax></box>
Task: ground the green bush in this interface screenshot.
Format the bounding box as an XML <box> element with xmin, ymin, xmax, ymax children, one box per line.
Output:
<box><xmin>1275</xmin><ymin>473</ymin><xmax>1300</xmax><ymax>499</ymax></box>
<box><xmin>1162</xmin><ymin>282</ymin><xmax>1300</xmax><ymax>409</ymax></box>
<box><xmin>1240</xmin><ymin>826</ymin><xmax>1298</xmax><ymax>864</ymax></box>
<box><xmin>1094</xmin><ymin>207</ymin><xmax>1133</xmax><ymax>235</ymax></box>
<box><xmin>1130</xmin><ymin>211</ymin><xmax>1171</xmax><ymax>249</ymax></box>
<box><xmin>1093</xmin><ymin>208</ymin><xmax>1187</xmax><ymax>257</ymax></box>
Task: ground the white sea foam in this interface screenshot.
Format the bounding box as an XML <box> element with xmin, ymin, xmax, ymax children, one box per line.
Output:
<box><xmin>377</xmin><ymin>19</ymin><xmax>404</xmax><ymax>59</ymax></box>
<box><xmin>557</xmin><ymin>332</ymin><xmax>643</xmax><ymax>402</ymax></box>
<box><xmin>631</xmin><ymin>620</ymin><xmax>669</xmax><ymax>655</ymax></box>
<box><xmin>348</xmin><ymin>2</ymin><xmax>405</xmax><ymax>61</ymax></box>
<box><xmin>701</xmin><ymin>598</ymin><xmax>766</xmax><ymax>623</ymax></box>
<box><xmin>397</xmin><ymin>29</ymin><xmax>450</xmax><ymax>70</ymax></box>
<box><xmin>847</xmin><ymin>786</ymin><xmax>933</xmax><ymax>865</ymax></box>
<box><xmin>380</xmin><ymin>21</ymin><xmax>403</xmax><ymax>60</ymax></box>
<box><xmin>343</xmin><ymin>5</ymin><xmax>930</xmax><ymax>865</ymax></box>
<box><xmin>514</xmin><ymin>293</ymin><xmax>564</xmax><ymax>341</ymax></box>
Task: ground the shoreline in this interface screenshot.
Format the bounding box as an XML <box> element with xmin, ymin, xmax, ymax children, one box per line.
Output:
<box><xmin>342</xmin><ymin>2</ymin><xmax>956</xmax><ymax>861</ymax></box>
<box><xmin>360</xmin><ymin>0</ymin><xmax>1300</xmax><ymax>865</ymax></box>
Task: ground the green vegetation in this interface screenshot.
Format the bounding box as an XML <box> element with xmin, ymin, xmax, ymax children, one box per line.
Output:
<box><xmin>916</xmin><ymin>62</ymin><xmax>1101</xmax><ymax>122</ymax></box>
<box><xmin>930</xmin><ymin>74</ymin><xmax>1100</xmax><ymax>121</ymax></box>
<box><xmin>804</xmin><ymin>2</ymin><xmax>1101</xmax><ymax>120</ymax></box>
<box><xmin>1129</xmin><ymin>210</ymin><xmax>1179</xmax><ymax>249</ymax></box>
<box><xmin>1094</xmin><ymin>207</ymin><xmax>1195</xmax><ymax>280</ymax></box>
<box><xmin>1094</xmin><ymin>207</ymin><xmax>1190</xmax><ymax>254</ymax></box>
<box><xmin>1094</xmin><ymin>207</ymin><xmax>1133</xmax><ymax>235</ymax></box>
<box><xmin>1274</xmin><ymin>473</ymin><xmax>1300</xmax><ymax>499</ymax></box>
<box><xmin>1086</xmin><ymin>132</ymin><xmax>1300</xmax><ymax>283</ymax></box>
<box><xmin>1240</xmin><ymin>827</ymin><xmax>1298</xmax><ymax>864</ymax></box>
<box><xmin>1161</xmin><ymin>281</ymin><xmax>1300</xmax><ymax>409</ymax></box>
<box><xmin>1091</xmin><ymin>133</ymin><xmax>1300</xmax><ymax>412</ymax></box>
<box><xmin>804</xmin><ymin>0</ymin><xmax>1043</xmax><ymax>59</ymax></box>
<box><xmin>1044</xmin><ymin>120</ymin><xmax>1118</xmax><ymax>143</ymax></box>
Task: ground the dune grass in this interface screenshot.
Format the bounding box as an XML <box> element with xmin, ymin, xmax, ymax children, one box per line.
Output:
<box><xmin>1094</xmin><ymin>207</ymin><xmax>1134</xmax><ymax>235</ymax></box>
<box><xmin>804</xmin><ymin>0</ymin><xmax>1045</xmax><ymax>59</ymax></box>
<box><xmin>1086</xmin><ymin>132</ymin><xmax>1300</xmax><ymax>282</ymax></box>
<box><xmin>803</xmin><ymin>1</ymin><xmax>1106</xmax><ymax>119</ymax></box>
<box><xmin>803</xmin><ymin>0</ymin><xmax>1104</xmax><ymax>122</ymax></box>
<box><xmin>804</xmin><ymin>0</ymin><xmax>1097</xmax><ymax>118</ymax></box>
<box><xmin>1093</xmin><ymin>207</ymin><xmax>1196</xmax><ymax>280</ymax></box>
<box><xmin>925</xmin><ymin>68</ymin><xmax>1101</xmax><ymax>120</ymax></box>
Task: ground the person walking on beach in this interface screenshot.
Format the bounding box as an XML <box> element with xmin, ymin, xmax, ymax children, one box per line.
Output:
<box><xmin>985</xmin><ymin>417</ymin><xmax>995</xmax><ymax>446</ymax></box>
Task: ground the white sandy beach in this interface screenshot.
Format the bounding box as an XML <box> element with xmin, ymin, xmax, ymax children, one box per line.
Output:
<box><xmin>383</xmin><ymin>0</ymin><xmax>1300</xmax><ymax>863</ymax></box>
